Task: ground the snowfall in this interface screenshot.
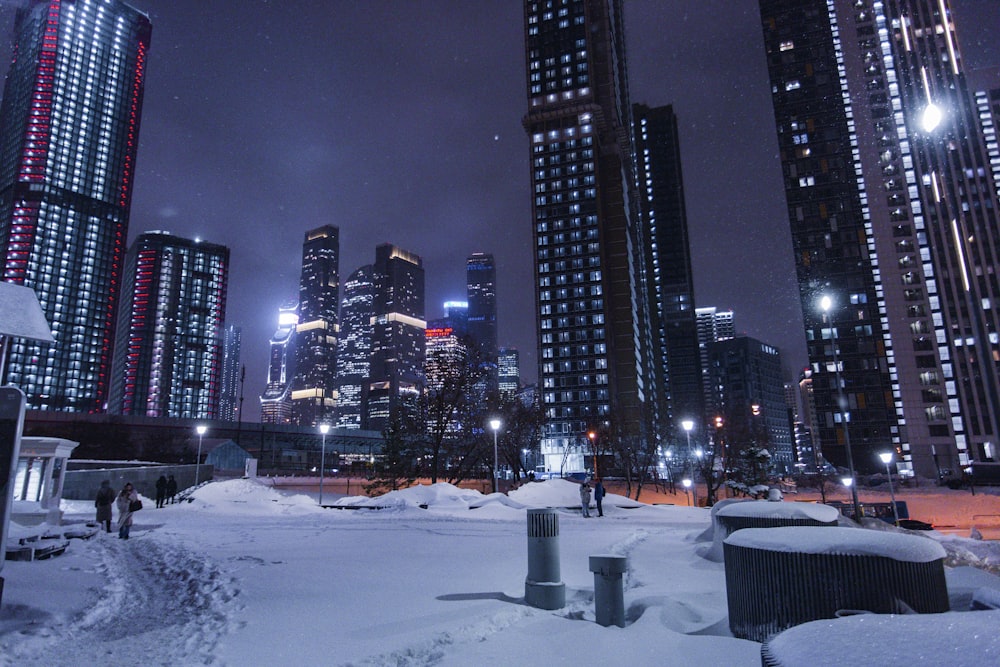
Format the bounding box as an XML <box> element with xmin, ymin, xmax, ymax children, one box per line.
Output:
<box><xmin>3</xmin><ymin>478</ymin><xmax>1000</xmax><ymax>667</ymax></box>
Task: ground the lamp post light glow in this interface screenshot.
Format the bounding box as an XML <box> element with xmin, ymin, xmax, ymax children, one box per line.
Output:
<box><xmin>490</xmin><ymin>418</ymin><xmax>502</xmax><ymax>493</ymax></box>
<box><xmin>682</xmin><ymin>478</ymin><xmax>692</xmax><ymax>507</ymax></box>
<box><xmin>318</xmin><ymin>423</ymin><xmax>330</xmax><ymax>506</ymax></box>
<box><xmin>921</xmin><ymin>102</ymin><xmax>943</xmax><ymax>133</ymax></box>
<box><xmin>682</xmin><ymin>419</ymin><xmax>695</xmax><ymax>506</ymax></box>
<box><xmin>195</xmin><ymin>425</ymin><xmax>207</xmax><ymax>488</ymax></box>
<box><xmin>879</xmin><ymin>451</ymin><xmax>901</xmax><ymax>525</ymax></box>
<box><xmin>821</xmin><ymin>295</ymin><xmax>863</xmax><ymax>523</ymax></box>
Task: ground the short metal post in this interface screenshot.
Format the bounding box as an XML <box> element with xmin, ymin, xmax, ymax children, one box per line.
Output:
<box><xmin>525</xmin><ymin>508</ymin><xmax>566</xmax><ymax>610</ymax></box>
<box><xmin>589</xmin><ymin>554</ymin><xmax>628</xmax><ymax>627</ymax></box>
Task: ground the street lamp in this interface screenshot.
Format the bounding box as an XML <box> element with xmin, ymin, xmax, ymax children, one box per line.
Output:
<box><xmin>489</xmin><ymin>418</ymin><xmax>502</xmax><ymax>493</ymax></box>
<box><xmin>879</xmin><ymin>451</ymin><xmax>901</xmax><ymax>525</ymax></box>
<box><xmin>588</xmin><ymin>430</ymin><xmax>598</xmax><ymax>478</ymax></box>
<box><xmin>682</xmin><ymin>478</ymin><xmax>692</xmax><ymax>507</ymax></box>
<box><xmin>318</xmin><ymin>423</ymin><xmax>330</xmax><ymax>506</ymax></box>
<box><xmin>681</xmin><ymin>419</ymin><xmax>695</xmax><ymax>506</ymax></box>
<box><xmin>821</xmin><ymin>295</ymin><xmax>863</xmax><ymax>523</ymax></box>
<box><xmin>195</xmin><ymin>425</ymin><xmax>207</xmax><ymax>487</ymax></box>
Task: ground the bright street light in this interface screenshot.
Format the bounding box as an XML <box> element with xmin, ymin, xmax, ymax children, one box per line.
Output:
<box><xmin>489</xmin><ymin>418</ymin><xmax>502</xmax><ymax>493</ymax></box>
<box><xmin>921</xmin><ymin>102</ymin><xmax>943</xmax><ymax>132</ymax></box>
<box><xmin>682</xmin><ymin>478</ymin><xmax>692</xmax><ymax>506</ymax></box>
<box><xmin>195</xmin><ymin>424</ymin><xmax>207</xmax><ymax>487</ymax></box>
<box><xmin>681</xmin><ymin>419</ymin><xmax>695</xmax><ymax>506</ymax></box>
<box><xmin>879</xmin><ymin>451</ymin><xmax>901</xmax><ymax>525</ymax></box>
<box><xmin>318</xmin><ymin>423</ymin><xmax>330</xmax><ymax>506</ymax></box>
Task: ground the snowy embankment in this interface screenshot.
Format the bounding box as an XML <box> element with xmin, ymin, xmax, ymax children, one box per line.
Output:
<box><xmin>1</xmin><ymin>478</ymin><xmax>998</xmax><ymax>666</ymax></box>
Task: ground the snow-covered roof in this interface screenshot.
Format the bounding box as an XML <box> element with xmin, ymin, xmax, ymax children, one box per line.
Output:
<box><xmin>724</xmin><ymin>526</ymin><xmax>947</xmax><ymax>562</ymax></box>
<box><xmin>716</xmin><ymin>500</ymin><xmax>839</xmax><ymax>522</ymax></box>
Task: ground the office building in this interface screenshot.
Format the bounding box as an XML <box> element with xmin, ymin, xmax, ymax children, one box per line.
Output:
<box><xmin>260</xmin><ymin>302</ymin><xmax>298</xmax><ymax>425</ymax></box>
<box><xmin>334</xmin><ymin>265</ymin><xmax>374</xmax><ymax>429</ymax></box>
<box><xmin>759</xmin><ymin>0</ymin><xmax>1000</xmax><ymax>475</ymax></box>
<box><xmin>696</xmin><ymin>307</ymin><xmax>736</xmax><ymax>417</ymax></box>
<box><xmin>634</xmin><ymin>103</ymin><xmax>704</xmax><ymax>436</ymax></box>
<box><xmin>219</xmin><ymin>325</ymin><xmax>242</xmax><ymax>422</ymax></box>
<box><xmin>0</xmin><ymin>0</ymin><xmax>152</xmax><ymax>412</ymax></box>
<box><xmin>290</xmin><ymin>225</ymin><xmax>339</xmax><ymax>426</ymax></box>
<box><xmin>466</xmin><ymin>253</ymin><xmax>497</xmax><ymax>365</ymax></box>
<box><xmin>363</xmin><ymin>244</ymin><xmax>425</xmax><ymax>432</ymax></box>
<box><xmin>523</xmin><ymin>0</ymin><xmax>659</xmax><ymax>472</ymax></box>
<box><xmin>108</xmin><ymin>231</ymin><xmax>229</xmax><ymax>419</ymax></box>
<box><xmin>498</xmin><ymin>347</ymin><xmax>520</xmax><ymax>398</ymax></box>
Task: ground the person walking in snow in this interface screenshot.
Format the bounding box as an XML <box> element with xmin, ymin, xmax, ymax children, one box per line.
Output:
<box><xmin>95</xmin><ymin>479</ymin><xmax>115</xmax><ymax>532</ymax></box>
<box><xmin>579</xmin><ymin>482</ymin><xmax>592</xmax><ymax>518</ymax></box>
<box><xmin>116</xmin><ymin>482</ymin><xmax>139</xmax><ymax>539</ymax></box>
<box><xmin>593</xmin><ymin>479</ymin><xmax>606</xmax><ymax>517</ymax></box>
<box><xmin>166</xmin><ymin>474</ymin><xmax>178</xmax><ymax>504</ymax></box>
<box><xmin>155</xmin><ymin>474</ymin><xmax>168</xmax><ymax>508</ymax></box>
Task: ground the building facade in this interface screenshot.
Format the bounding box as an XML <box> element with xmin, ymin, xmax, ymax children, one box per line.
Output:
<box><xmin>260</xmin><ymin>302</ymin><xmax>297</xmax><ymax>425</ymax></box>
<box><xmin>0</xmin><ymin>0</ymin><xmax>152</xmax><ymax>412</ymax></box>
<box><xmin>290</xmin><ymin>226</ymin><xmax>339</xmax><ymax>426</ymax></box>
<box><xmin>362</xmin><ymin>244</ymin><xmax>425</xmax><ymax>433</ymax></box>
<box><xmin>334</xmin><ymin>265</ymin><xmax>373</xmax><ymax>429</ymax></box>
<box><xmin>523</xmin><ymin>0</ymin><xmax>658</xmax><ymax>472</ymax></box>
<box><xmin>759</xmin><ymin>0</ymin><xmax>1000</xmax><ymax>475</ymax></box>
<box><xmin>108</xmin><ymin>231</ymin><xmax>229</xmax><ymax>419</ymax></box>
<box><xmin>219</xmin><ymin>324</ymin><xmax>242</xmax><ymax>422</ymax></box>
<box><xmin>498</xmin><ymin>347</ymin><xmax>520</xmax><ymax>398</ymax></box>
<box><xmin>466</xmin><ymin>253</ymin><xmax>497</xmax><ymax>370</ymax></box>
<box><xmin>696</xmin><ymin>307</ymin><xmax>736</xmax><ymax>418</ymax></box>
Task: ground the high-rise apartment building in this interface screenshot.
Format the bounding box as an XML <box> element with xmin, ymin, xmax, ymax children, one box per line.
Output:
<box><xmin>759</xmin><ymin>0</ymin><xmax>1000</xmax><ymax>475</ymax></box>
<box><xmin>0</xmin><ymin>0</ymin><xmax>152</xmax><ymax>412</ymax></box>
<box><xmin>498</xmin><ymin>347</ymin><xmax>520</xmax><ymax>398</ymax></box>
<box><xmin>363</xmin><ymin>244</ymin><xmax>425</xmax><ymax>432</ymax></box>
<box><xmin>260</xmin><ymin>302</ymin><xmax>297</xmax><ymax>424</ymax></box>
<box><xmin>290</xmin><ymin>226</ymin><xmax>339</xmax><ymax>426</ymax></box>
<box><xmin>523</xmin><ymin>0</ymin><xmax>658</xmax><ymax>472</ymax></box>
<box><xmin>219</xmin><ymin>324</ymin><xmax>242</xmax><ymax>422</ymax></box>
<box><xmin>696</xmin><ymin>307</ymin><xmax>736</xmax><ymax>417</ymax></box>
<box><xmin>466</xmin><ymin>253</ymin><xmax>497</xmax><ymax>365</ymax></box>
<box><xmin>634</xmin><ymin>103</ymin><xmax>703</xmax><ymax>436</ymax></box>
<box><xmin>108</xmin><ymin>232</ymin><xmax>229</xmax><ymax>419</ymax></box>
<box><xmin>334</xmin><ymin>265</ymin><xmax>373</xmax><ymax>429</ymax></box>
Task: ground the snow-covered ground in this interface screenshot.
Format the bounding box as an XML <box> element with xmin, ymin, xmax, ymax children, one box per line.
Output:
<box><xmin>1</xmin><ymin>478</ymin><xmax>999</xmax><ymax>666</ymax></box>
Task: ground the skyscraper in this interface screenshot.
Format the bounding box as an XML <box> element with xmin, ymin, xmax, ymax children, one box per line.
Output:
<box><xmin>466</xmin><ymin>253</ymin><xmax>497</xmax><ymax>366</ymax></box>
<box><xmin>334</xmin><ymin>265</ymin><xmax>374</xmax><ymax>429</ymax></box>
<box><xmin>759</xmin><ymin>0</ymin><xmax>1000</xmax><ymax>475</ymax></box>
<box><xmin>290</xmin><ymin>225</ymin><xmax>339</xmax><ymax>426</ymax></box>
<box><xmin>108</xmin><ymin>231</ymin><xmax>229</xmax><ymax>419</ymax></box>
<box><xmin>363</xmin><ymin>244</ymin><xmax>425</xmax><ymax>433</ymax></box>
<box><xmin>696</xmin><ymin>307</ymin><xmax>736</xmax><ymax>420</ymax></box>
<box><xmin>634</xmin><ymin>103</ymin><xmax>703</xmax><ymax>435</ymax></box>
<box><xmin>219</xmin><ymin>324</ymin><xmax>242</xmax><ymax>422</ymax></box>
<box><xmin>523</xmin><ymin>0</ymin><xmax>658</xmax><ymax>472</ymax></box>
<box><xmin>498</xmin><ymin>347</ymin><xmax>520</xmax><ymax>398</ymax></box>
<box><xmin>260</xmin><ymin>302</ymin><xmax>297</xmax><ymax>425</ymax></box>
<box><xmin>0</xmin><ymin>0</ymin><xmax>152</xmax><ymax>412</ymax></box>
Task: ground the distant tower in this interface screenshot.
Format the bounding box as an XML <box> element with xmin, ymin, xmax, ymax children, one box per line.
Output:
<box><xmin>260</xmin><ymin>303</ymin><xmax>298</xmax><ymax>424</ymax></box>
<box><xmin>466</xmin><ymin>253</ymin><xmax>497</xmax><ymax>365</ymax></box>
<box><xmin>109</xmin><ymin>232</ymin><xmax>229</xmax><ymax>419</ymax></box>
<box><xmin>363</xmin><ymin>244</ymin><xmax>425</xmax><ymax>432</ymax></box>
<box><xmin>498</xmin><ymin>347</ymin><xmax>520</xmax><ymax>398</ymax></box>
<box><xmin>290</xmin><ymin>226</ymin><xmax>339</xmax><ymax>426</ymax></box>
<box><xmin>334</xmin><ymin>265</ymin><xmax>374</xmax><ymax>429</ymax></box>
<box><xmin>696</xmin><ymin>307</ymin><xmax>735</xmax><ymax>417</ymax></box>
<box><xmin>219</xmin><ymin>325</ymin><xmax>242</xmax><ymax>422</ymax></box>
<box><xmin>634</xmin><ymin>103</ymin><xmax>703</xmax><ymax>434</ymax></box>
<box><xmin>0</xmin><ymin>0</ymin><xmax>152</xmax><ymax>412</ymax></box>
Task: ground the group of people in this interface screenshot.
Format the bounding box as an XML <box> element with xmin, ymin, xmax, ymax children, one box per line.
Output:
<box><xmin>578</xmin><ymin>479</ymin><xmax>606</xmax><ymax>518</ymax></box>
<box><xmin>94</xmin><ymin>474</ymin><xmax>178</xmax><ymax>540</ymax></box>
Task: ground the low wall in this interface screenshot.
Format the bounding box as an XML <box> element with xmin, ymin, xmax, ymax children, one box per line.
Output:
<box><xmin>62</xmin><ymin>464</ymin><xmax>213</xmax><ymax>501</ymax></box>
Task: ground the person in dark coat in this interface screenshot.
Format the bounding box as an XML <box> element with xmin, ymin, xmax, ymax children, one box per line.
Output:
<box><xmin>166</xmin><ymin>475</ymin><xmax>178</xmax><ymax>504</ymax></box>
<box><xmin>95</xmin><ymin>480</ymin><xmax>115</xmax><ymax>532</ymax></box>
<box><xmin>155</xmin><ymin>474</ymin><xmax>168</xmax><ymax>508</ymax></box>
<box><xmin>594</xmin><ymin>479</ymin><xmax>606</xmax><ymax>517</ymax></box>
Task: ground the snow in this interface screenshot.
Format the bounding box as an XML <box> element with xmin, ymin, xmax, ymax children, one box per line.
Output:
<box><xmin>715</xmin><ymin>499</ymin><xmax>840</xmax><ymax>522</ymax></box>
<box><xmin>0</xmin><ymin>478</ymin><xmax>997</xmax><ymax>666</ymax></box>
<box><xmin>725</xmin><ymin>526</ymin><xmax>948</xmax><ymax>562</ymax></box>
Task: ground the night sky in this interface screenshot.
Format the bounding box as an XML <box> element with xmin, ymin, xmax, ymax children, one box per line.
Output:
<box><xmin>0</xmin><ymin>1</ymin><xmax>998</xmax><ymax>414</ymax></box>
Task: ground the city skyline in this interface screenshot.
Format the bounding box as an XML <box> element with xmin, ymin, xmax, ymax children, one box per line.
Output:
<box><xmin>0</xmin><ymin>1</ymin><xmax>997</xmax><ymax>417</ymax></box>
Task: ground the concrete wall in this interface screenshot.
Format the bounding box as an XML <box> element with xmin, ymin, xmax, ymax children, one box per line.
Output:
<box><xmin>62</xmin><ymin>463</ymin><xmax>213</xmax><ymax>501</ymax></box>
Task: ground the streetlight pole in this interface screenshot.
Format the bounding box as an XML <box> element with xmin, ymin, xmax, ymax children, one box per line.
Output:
<box><xmin>682</xmin><ymin>419</ymin><xmax>695</xmax><ymax>507</ymax></box>
<box><xmin>588</xmin><ymin>430</ymin><xmax>598</xmax><ymax>479</ymax></box>
<box><xmin>880</xmin><ymin>451</ymin><xmax>900</xmax><ymax>525</ymax></box>
<box><xmin>489</xmin><ymin>418</ymin><xmax>501</xmax><ymax>493</ymax></box>
<box><xmin>682</xmin><ymin>478</ymin><xmax>692</xmax><ymax>507</ymax></box>
<box><xmin>195</xmin><ymin>424</ymin><xmax>207</xmax><ymax>487</ymax></box>
<box><xmin>318</xmin><ymin>423</ymin><xmax>330</xmax><ymax>506</ymax></box>
<box><xmin>821</xmin><ymin>295</ymin><xmax>863</xmax><ymax>522</ymax></box>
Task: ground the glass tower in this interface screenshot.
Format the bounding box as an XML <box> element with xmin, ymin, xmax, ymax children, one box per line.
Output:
<box><xmin>334</xmin><ymin>264</ymin><xmax>373</xmax><ymax>430</ymax></box>
<box><xmin>759</xmin><ymin>0</ymin><xmax>1000</xmax><ymax>475</ymax></box>
<box><xmin>466</xmin><ymin>253</ymin><xmax>497</xmax><ymax>364</ymax></box>
<box><xmin>260</xmin><ymin>302</ymin><xmax>297</xmax><ymax>425</ymax></box>
<box><xmin>108</xmin><ymin>231</ymin><xmax>229</xmax><ymax>419</ymax></box>
<box><xmin>219</xmin><ymin>324</ymin><xmax>242</xmax><ymax>422</ymax></box>
<box><xmin>0</xmin><ymin>0</ymin><xmax>152</xmax><ymax>412</ymax></box>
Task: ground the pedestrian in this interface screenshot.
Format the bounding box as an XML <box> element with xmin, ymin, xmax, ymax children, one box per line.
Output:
<box><xmin>95</xmin><ymin>480</ymin><xmax>115</xmax><ymax>532</ymax></box>
<box><xmin>166</xmin><ymin>474</ymin><xmax>178</xmax><ymax>504</ymax></box>
<box><xmin>116</xmin><ymin>482</ymin><xmax>139</xmax><ymax>539</ymax></box>
<box><xmin>579</xmin><ymin>481</ymin><xmax>592</xmax><ymax>518</ymax></box>
<box><xmin>155</xmin><ymin>474</ymin><xmax>167</xmax><ymax>508</ymax></box>
<box><xmin>594</xmin><ymin>478</ymin><xmax>606</xmax><ymax>517</ymax></box>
